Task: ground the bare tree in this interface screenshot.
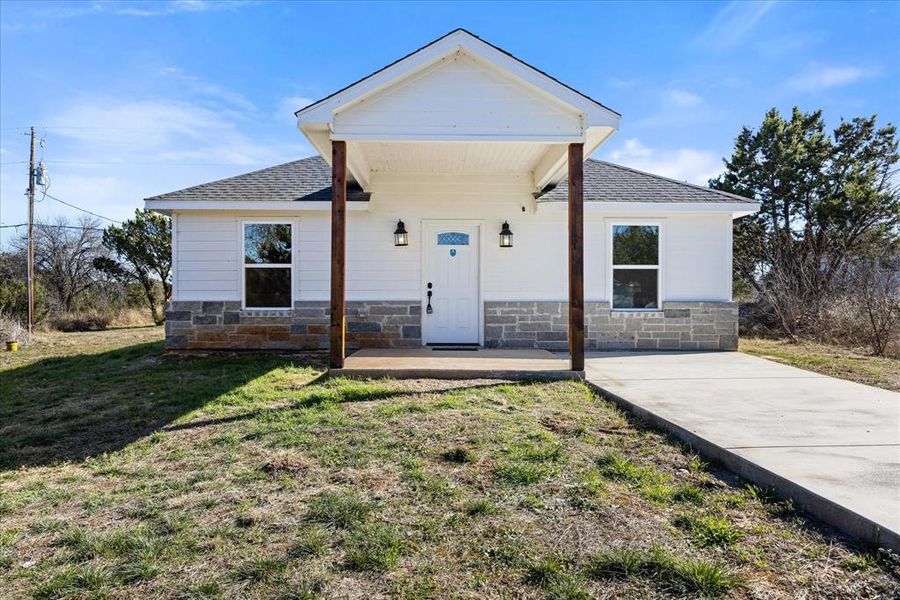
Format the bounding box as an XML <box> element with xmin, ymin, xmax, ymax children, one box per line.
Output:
<box><xmin>25</xmin><ymin>216</ymin><xmax>106</xmax><ymax>313</ymax></box>
<box><xmin>852</xmin><ymin>258</ymin><xmax>900</xmax><ymax>356</ymax></box>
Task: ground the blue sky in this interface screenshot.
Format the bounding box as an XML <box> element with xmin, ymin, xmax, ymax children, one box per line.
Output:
<box><xmin>1</xmin><ymin>0</ymin><xmax>897</xmax><ymax>244</ymax></box>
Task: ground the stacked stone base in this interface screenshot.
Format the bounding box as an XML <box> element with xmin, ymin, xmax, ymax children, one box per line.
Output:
<box><xmin>165</xmin><ymin>301</ymin><xmax>421</xmax><ymax>351</ymax></box>
<box><xmin>165</xmin><ymin>300</ymin><xmax>737</xmax><ymax>352</ymax></box>
<box><xmin>484</xmin><ymin>301</ymin><xmax>738</xmax><ymax>351</ymax></box>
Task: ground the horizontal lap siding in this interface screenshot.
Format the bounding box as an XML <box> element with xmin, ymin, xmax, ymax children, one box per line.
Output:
<box><xmin>172</xmin><ymin>194</ymin><xmax>733</xmax><ymax>306</ymax></box>
<box><xmin>175</xmin><ymin>214</ymin><xmax>239</xmax><ymax>301</ymax></box>
<box><xmin>333</xmin><ymin>54</ymin><xmax>581</xmax><ymax>138</ymax></box>
<box><xmin>665</xmin><ymin>214</ymin><xmax>732</xmax><ymax>302</ymax></box>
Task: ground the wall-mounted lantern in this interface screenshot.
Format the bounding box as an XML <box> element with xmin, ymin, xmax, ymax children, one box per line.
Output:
<box><xmin>499</xmin><ymin>221</ymin><xmax>513</xmax><ymax>248</ymax></box>
<box><xmin>394</xmin><ymin>220</ymin><xmax>408</xmax><ymax>246</ymax></box>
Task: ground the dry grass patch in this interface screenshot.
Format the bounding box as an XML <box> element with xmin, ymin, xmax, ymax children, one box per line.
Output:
<box><xmin>1</xmin><ymin>328</ymin><xmax>897</xmax><ymax>598</ymax></box>
<box><xmin>741</xmin><ymin>336</ymin><xmax>900</xmax><ymax>391</ymax></box>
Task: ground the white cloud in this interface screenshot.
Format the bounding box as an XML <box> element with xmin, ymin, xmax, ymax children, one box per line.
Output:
<box><xmin>276</xmin><ymin>96</ymin><xmax>315</xmax><ymax>124</ymax></box>
<box><xmin>605</xmin><ymin>139</ymin><xmax>723</xmax><ymax>186</ymax></box>
<box><xmin>693</xmin><ymin>1</ymin><xmax>777</xmax><ymax>51</ymax></box>
<box><xmin>0</xmin><ymin>95</ymin><xmax>312</xmax><ymax>231</ymax></box>
<box><xmin>666</xmin><ymin>89</ymin><xmax>702</xmax><ymax>108</ymax></box>
<box><xmin>160</xmin><ymin>66</ymin><xmax>256</xmax><ymax>112</ymax></box>
<box><xmin>45</xmin><ymin>96</ymin><xmax>311</xmax><ymax>168</ymax></box>
<box><xmin>788</xmin><ymin>64</ymin><xmax>880</xmax><ymax>91</ymax></box>
<box><xmin>278</xmin><ymin>96</ymin><xmax>315</xmax><ymax>118</ymax></box>
<box><xmin>34</xmin><ymin>0</ymin><xmax>255</xmax><ymax>20</ymax></box>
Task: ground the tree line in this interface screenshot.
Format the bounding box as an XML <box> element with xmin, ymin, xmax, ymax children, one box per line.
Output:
<box><xmin>712</xmin><ymin>108</ymin><xmax>899</xmax><ymax>356</ymax></box>
<box><xmin>0</xmin><ymin>210</ymin><xmax>172</xmax><ymax>333</ymax></box>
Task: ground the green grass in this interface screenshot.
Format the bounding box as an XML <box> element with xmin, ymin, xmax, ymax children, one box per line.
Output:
<box><xmin>305</xmin><ymin>492</ymin><xmax>374</xmax><ymax>528</ymax></box>
<box><xmin>674</xmin><ymin>514</ymin><xmax>744</xmax><ymax>548</ymax></box>
<box><xmin>345</xmin><ymin>524</ymin><xmax>405</xmax><ymax>571</ymax></box>
<box><xmin>233</xmin><ymin>555</ymin><xmax>289</xmax><ymax>583</ymax></box>
<box><xmin>586</xmin><ymin>545</ymin><xmax>738</xmax><ymax>597</ymax></box>
<box><xmin>289</xmin><ymin>525</ymin><xmax>329</xmax><ymax>558</ymax></box>
<box><xmin>463</xmin><ymin>498</ymin><xmax>500</xmax><ymax>516</ymax></box>
<box><xmin>1</xmin><ymin>328</ymin><xmax>895</xmax><ymax>598</ymax></box>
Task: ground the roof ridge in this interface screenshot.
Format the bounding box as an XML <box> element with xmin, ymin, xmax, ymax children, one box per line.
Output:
<box><xmin>585</xmin><ymin>158</ymin><xmax>754</xmax><ymax>203</ymax></box>
<box><xmin>295</xmin><ymin>29</ymin><xmax>619</xmax><ymax>118</ymax></box>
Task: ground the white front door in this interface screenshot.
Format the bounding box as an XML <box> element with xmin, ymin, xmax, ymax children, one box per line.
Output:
<box><xmin>422</xmin><ymin>223</ymin><xmax>480</xmax><ymax>344</ymax></box>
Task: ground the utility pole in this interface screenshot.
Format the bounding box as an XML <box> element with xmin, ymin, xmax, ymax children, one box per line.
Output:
<box><xmin>26</xmin><ymin>126</ymin><xmax>35</xmax><ymax>335</ymax></box>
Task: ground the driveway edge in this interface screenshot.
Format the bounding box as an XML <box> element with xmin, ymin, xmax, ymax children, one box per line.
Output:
<box><xmin>585</xmin><ymin>381</ymin><xmax>900</xmax><ymax>552</ymax></box>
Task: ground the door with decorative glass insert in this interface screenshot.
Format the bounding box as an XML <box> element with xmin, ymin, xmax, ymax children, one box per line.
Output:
<box><xmin>422</xmin><ymin>223</ymin><xmax>480</xmax><ymax>344</ymax></box>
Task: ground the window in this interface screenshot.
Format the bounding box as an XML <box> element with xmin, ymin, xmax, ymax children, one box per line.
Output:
<box><xmin>611</xmin><ymin>224</ymin><xmax>659</xmax><ymax>310</ymax></box>
<box><xmin>437</xmin><ymin>232</ymin><xmax>470</xmax><ymax>246</ymax></box>
<box><xmin>243</xmin><ymin>222</ymin><xmax>293</xmax><ymax>309</ymax></box>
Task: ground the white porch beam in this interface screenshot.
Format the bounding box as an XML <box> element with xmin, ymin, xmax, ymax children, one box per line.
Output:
<box><xmin>531</xmin><ymin>144</ymin><xmax>568</xmax><ymax>192</ymax></box>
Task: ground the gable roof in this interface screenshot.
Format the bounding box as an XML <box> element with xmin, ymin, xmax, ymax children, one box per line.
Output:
<box><xmin>145</xmin><ymin>156</ymin><xmax>754</xmax><ymax>205</ymax></box>
<box><xmin>144</xmin><ymin>157</ymin><xmax>369</xmax><ymax>203</ymax></box>
<box><xmin>295</xmin><ymin>28</ymin><xmax>620</xmax><ymax>119</ymax></box>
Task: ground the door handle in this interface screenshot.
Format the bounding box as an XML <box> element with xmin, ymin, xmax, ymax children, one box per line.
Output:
<box><xmin>426</xmin><ymin>283</ymin><xmax>433</xmax><ymax>314</ymax></box>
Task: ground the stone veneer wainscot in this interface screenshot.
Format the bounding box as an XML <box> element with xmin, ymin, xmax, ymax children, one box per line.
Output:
<box><xmin>165</xmin><ymin>301</ymin><xmax>421</xmax><ymax>351</ymax></box>
<box><xmin>165</xmin><ymin>300</ymin><xmax>737</xmax><ymax>352</ymax></box>
<box><xmin>484</xmin><ymin>301</ymin><xmax>738</xmax><ymax>351</ymax></box>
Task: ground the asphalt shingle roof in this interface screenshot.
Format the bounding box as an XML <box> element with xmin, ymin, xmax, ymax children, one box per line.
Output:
<box><xmin>146</xmin><ymin>156</ymin><xmax>754</xmax><ymax>205</ymax></box>
<box><xmin>537</xmin><ymin>159</ymin><xmax>755</xmax><ymax>204</ymax></box>
<box><xmin>145</xmin><ymin>156</ymin><xmax>370</xmax><ymax>203</ymax></box>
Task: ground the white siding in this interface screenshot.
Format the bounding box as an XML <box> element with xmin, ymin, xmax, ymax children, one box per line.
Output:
<box><xmin>174</xmin><ymin>214</ymin><xmax>240</xmax><ymax>301</ymax></box>
<box><xmin>333</xmin><ymin>52</ymin><xmax>582</xmax><ymax>139</ymax></box>
<box><xmin>664</xmin><ymin>214</ymin><xmax>733</xmax><ymax>302</ymax></box>
<box><xmin>172</xmin><ymin>186</ymin><xmax>734</xmax><ymax>305</ymax></box>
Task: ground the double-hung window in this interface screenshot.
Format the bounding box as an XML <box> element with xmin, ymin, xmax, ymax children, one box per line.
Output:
<box><xmin>611</xmin><ymin>224</ymin><xmax>660</xmax><ymax>310</ymax></box>
<box><xmin>243</xmin><ymin>222</ymin><xmax>293</xmax><ymax>309</ymax></box>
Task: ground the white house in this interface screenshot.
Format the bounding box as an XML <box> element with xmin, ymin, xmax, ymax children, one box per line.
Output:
<box><xmin>146</xmin><ymin>29</ymin><xmax>758</xmax><ymax>370</ymax></box>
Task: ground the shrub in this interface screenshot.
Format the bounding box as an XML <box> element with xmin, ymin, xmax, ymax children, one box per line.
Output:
<box><xmin>0</xmin><ymin>311</ymin><xmax>29</xmax><ymax>344</ymax></box>
<box><xmin>49</xmin><ymin>311</ymin><xmax>111</xmax><ymax>332</ymax></box>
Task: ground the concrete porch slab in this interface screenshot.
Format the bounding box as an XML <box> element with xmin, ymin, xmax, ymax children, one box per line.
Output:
<box><xmin>331</xmin><ymin>348</ymin><xmax>579</xmax><ymax>380</ymax></box>
<box><xmin>584</xmin><ymin>351</ymin><xmax>900</xmax><ymax>551</ymax></box>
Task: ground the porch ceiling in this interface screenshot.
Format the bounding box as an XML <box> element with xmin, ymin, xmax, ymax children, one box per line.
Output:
<box><xmin>356</xmin><ymin>140</ymin><xmax>551</xmax><ymax>176</ymax></box>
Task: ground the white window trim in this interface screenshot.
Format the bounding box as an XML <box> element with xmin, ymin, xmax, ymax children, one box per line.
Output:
<box><xmin>240</xmin><ymin>219</ymin><xmax>297</xmax><ymax>311</ymax></box>
<box><xmin>607</xmin><ymin>220</ymin><xmax>665</xmax><ymax>312</ymax></box>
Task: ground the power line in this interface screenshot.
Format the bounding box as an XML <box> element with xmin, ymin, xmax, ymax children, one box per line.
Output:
<box><xmin>43</xmin><ymin>192</ymin><xmax>122</xmax><ymax>224</ymax></box>
<box><xmin>0</xmin><ymin>223</ymin><xmax>106</xmax><ymax>231</ymax></box>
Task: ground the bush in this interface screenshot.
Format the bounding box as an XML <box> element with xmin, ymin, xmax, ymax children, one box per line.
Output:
<box><xmin>49</xmin><ymin>311</ymin><xmax>111</xmax><ymax>332</ymax></box>
<box><xmin>0</xmin><ymin>311</ymin><xmax>30</xmax><ymax>345</ymax></box>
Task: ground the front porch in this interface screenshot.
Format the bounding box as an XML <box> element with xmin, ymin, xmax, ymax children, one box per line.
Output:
<box><xmin>293</xmin><ymin>31</ymin><xmax>621</xmax><ymax>373</ymax></box>
<box><xmin>333</xmin><ymin>347</ymin><xmax>577</xmax><ymax>380</ymax></box>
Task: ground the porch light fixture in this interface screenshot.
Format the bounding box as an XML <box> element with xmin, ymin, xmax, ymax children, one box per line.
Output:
<box><xmin>393</xmin><ymin>220</ymin><xmax>408</xmax><ymax>246</ymax></box>
<box><xmin>499</xmin><ymin>221</ymin><xmax>513</xmax><ymax>248</ymax></box>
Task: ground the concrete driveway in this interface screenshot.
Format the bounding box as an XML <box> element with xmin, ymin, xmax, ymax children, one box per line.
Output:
<box><xmin>585</xmin><ymin>351</ymin><xmax>900</xmax><ymax>550</ymax></box>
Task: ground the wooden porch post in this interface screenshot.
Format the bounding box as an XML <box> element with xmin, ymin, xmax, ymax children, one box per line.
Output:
<box><xmin>329</xmin><ymin>140</ymin><xmax>347</xmax><ymax>369</ymax></box>
<box><xmin>568</xmin><ymin>143</ymin><xmax>584</xmax><ymax>371</ymax></box>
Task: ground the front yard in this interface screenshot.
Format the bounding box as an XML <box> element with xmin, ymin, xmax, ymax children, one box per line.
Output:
<box><xmin>1</xmin><ymin>328</ymin><xmax>897</xmax><ymax>598</ymax></box>
<box><xmin>740</xmin><ymin>337</ymin><xmax>900</xmax><ymax>392</ymax></box>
